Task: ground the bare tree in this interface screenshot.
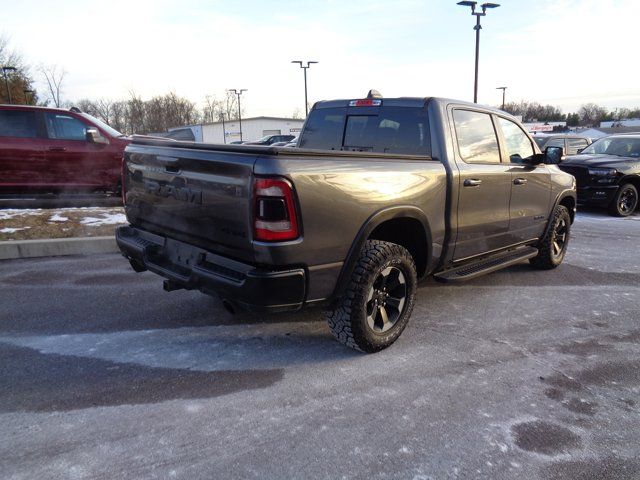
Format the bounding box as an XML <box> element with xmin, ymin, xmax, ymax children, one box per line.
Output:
<box><xmin>200</xmin><ymin>91</ymin><xmax>244</xmax><ymax>123</ymax></box>
<box><xmin>203</xmin><ymin>95</ymin><xmax>219</xmax><ymax>123</ymax></box>
<box><xmin>502</xmin><ymin>101</ymin><xmax>564</xmax><ymax>123</ymax></box>
<box><xmin>39</xmin><ymin>64</ymin><xmax>66</xmax><ymax>107</ymax></box>
<box><xmin>578</xmin><ymin>103</ymin><xmax>608</xmax><ymax>127</ymax></box>
<box><xmin>76</xmin><ymin>98</ymin><xmax>98</xmax><ymax>115</ymax></box>
<box><xmin>0</xmin><ymin>35</ymin><xmax>37</xmax><ymax>105</ymax></box>
<box><xmin>127</xmin><ymin>91</ymin><xmax>146</xmax><ymax>134</ymax></box>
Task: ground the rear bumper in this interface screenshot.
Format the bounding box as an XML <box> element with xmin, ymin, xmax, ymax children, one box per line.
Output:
<box><xmin>116</xmin><ymin>226</ymin><xmax>306</xmax><ymax>313</ymax></box>
<box><xmin>577</xmin><ymin>185</ymin><xmax>618</xmax><ymax>206</ymax></box>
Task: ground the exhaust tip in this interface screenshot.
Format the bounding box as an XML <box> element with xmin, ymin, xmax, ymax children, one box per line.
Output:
<box><xmin>221</xmin><ymin>299</ymin><xmax>236</xmax><ymax>315</ymax></box>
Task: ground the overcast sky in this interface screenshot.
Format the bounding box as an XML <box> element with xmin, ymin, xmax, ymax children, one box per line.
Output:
<box><xmin>3</xmin><ymin>0</ymin><xmax>639</xmax><ymax>117</ymax></box>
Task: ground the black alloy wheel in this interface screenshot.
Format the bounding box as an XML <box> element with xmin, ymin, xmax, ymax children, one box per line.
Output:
<box><xmin>610</xmin><ymin>184</ymin><xmax>638</xmax><ymax>217</ymax></box>
<box><xmin>366</xmin><ymin>266</ymin><xmax>407</xmax><ymax>333</ymax></box>
<box><xmin>551</xmin><ymin>216</ymin><xmax>568</xmax><ymax>261</ymax></box>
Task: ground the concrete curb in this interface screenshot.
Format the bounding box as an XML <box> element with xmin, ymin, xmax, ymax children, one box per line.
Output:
<box><xmin>0</xmin><ymin>236</ymin><xmax>118</xmax><ymax>260</ymax></box>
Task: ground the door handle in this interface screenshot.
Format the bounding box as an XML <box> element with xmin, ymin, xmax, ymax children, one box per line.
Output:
<box><xmin>48</xmin><ymin>147</ymin><xmax>67</xmax><ymax>152</ymax></box>
<box><xmin>463</xmin><ymin>178</ymin><xmax>482</xmax><ymax>187</ymax></box>
<box><xmin>513</xmin><ymin>177</ymin><xmax>528</xmax><ymax>185</ymax></box>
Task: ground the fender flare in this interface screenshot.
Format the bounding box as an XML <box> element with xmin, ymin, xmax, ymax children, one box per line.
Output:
<box><xmin>542</xmin><ymin>189</ymin><xmax>577</xmax><ymax>240</ymax></box>
<box><xmin>329</xmin><ymin>205</ymin><xmax>433</xmax><ymax>304</ymax></box>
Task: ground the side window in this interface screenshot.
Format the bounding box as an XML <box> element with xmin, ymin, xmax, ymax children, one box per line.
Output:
<box><xmin>45</xmin><ymin>113</ymin><xmax>87</xmax><ymax>141</ymax></box>
<box><xmin>498</xmin><ymin>117</ymin><xmax>535</xmax><ymax>163</ymax></box>
<box><xmin>567</xmin><ymin>138</ymin><xmax>589</xmax><ymax>155</ymax></box>
<box><xmin>0</xmin><ymin>110</ymin><xmax>37</xmax><ymax>138</ymax></box>
<box><xmin>453</xmin><ymin>109</ymin><xmax>500</xmax><ymax>164</ymax></box>
<box><xmin>546</xmin><ymin>138</ymin><xmax>566</xmax><ymax>148</ymax></box>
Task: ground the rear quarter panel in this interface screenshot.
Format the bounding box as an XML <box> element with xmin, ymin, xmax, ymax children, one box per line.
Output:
<box><xmin>254</xmin><ymin>152</ymin><xmax>447</xmax><ymax>275</ymax></box>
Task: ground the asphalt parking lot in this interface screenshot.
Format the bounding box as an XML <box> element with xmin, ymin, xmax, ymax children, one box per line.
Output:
<box><xmin>1</xmin><ymin>210</ymin><xmax>639</xmax><ymax>480</ymax></box>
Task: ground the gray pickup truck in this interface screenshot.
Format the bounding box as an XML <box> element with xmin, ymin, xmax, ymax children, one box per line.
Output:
<box><xmin>116</xmin><ymin>92</ymin><xmax>576</xmax><ymax>352</ymax></box>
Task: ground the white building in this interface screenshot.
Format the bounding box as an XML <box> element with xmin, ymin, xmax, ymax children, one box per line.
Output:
<box><xmin>168</xmin><ymin>116</ymin><xmax>305</xmax><ymax>143</ymax></box>
<box><xmin>600</xmin><ymin>119</ymin><xmax>640</xmax><ymax>128</ymax></box>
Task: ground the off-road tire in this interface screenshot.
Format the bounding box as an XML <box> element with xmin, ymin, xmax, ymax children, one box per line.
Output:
<box><xmin>326</xmin><ymin>240</ymin><xmax>417</xmax><ymax>353</ymax></box>
<box><xmin>608</xmin><ymin>183</ymin><xmax>638</xmax><ymax>217</ymax></box>
<box><xmin>530</xmin><ymin>204</ymin><xmax>571</xmax><ymax>270</ymax></box>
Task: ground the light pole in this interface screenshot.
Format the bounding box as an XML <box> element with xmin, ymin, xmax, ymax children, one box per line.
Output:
<box><xmin>496</xmin><ymin>86</ymin><xmax>507</xmax><ymax>110</ymax></box>
<box><xmin>228</xmin><ymin>89</ymin><xmax>247</xmax><ymax>141</ymax></box>
<box><xmin>457</xmin><ymin>1</ymin><xmax>500</xmax><ymax>103</ymax></box>
<box><xmin>291</xmin><ymin>60</ymin><xmax>318</xmax><ymax>117</ymax></box>
<box><xmin>219</xmin><ymin>112</ymin><xmax>227</xmax><ymax>144</ymax></box>
<box><xmin>2</xmin><ymin>66</ymin><xmax>17</xmax><ymax>104</ymax></box>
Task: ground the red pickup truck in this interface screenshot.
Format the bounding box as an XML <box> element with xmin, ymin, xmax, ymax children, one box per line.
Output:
<box><xmin>0</xmin><ymin>105</ymin><xmax>129</xmax><ymax>196</ymax></box>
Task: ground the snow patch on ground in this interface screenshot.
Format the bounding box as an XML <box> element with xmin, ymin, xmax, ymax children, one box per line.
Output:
<box><xmin>0</xmin><ymin>227</ymin><xmax>31</xmax><ymax>233</ymax></box>
<box><xmin>0</xmin><ymin>209</ymin><xmax>44</xmax><ymax>220</ymax></box>
<box><xmin>80</xmin><ymin>213</ymin><xmax>127</xmax><ymax>226</ymax></box>
<box><xmin>48</xmin><ymin>214</ymin><xmax>69</xmax><ymax>222</ymax></box>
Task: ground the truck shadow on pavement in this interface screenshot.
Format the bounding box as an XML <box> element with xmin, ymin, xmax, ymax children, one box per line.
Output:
<box><xmin>0</xmin><ymin>342</ymin><xmax>284</xmax><ymax>413</ymax></box>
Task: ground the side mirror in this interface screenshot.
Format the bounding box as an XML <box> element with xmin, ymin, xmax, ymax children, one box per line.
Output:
<box><xmin>86</xmin><ymin>127</ymin><xmax>108</xmax><ymax>145</ymax></box>
<box><xmin>544</xmin><ymin>146</ymin><xmax>563</xmax><ymax>164</ymax></box>
<box><xmin>576</xmin><ymin>148</ymin><xmax>584</xmax><ymax>154</ymax></box>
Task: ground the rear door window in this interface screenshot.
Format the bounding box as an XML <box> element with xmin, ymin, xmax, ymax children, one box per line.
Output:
<box><xmin>567</xmin><ymin>138</ymin><xmax>589</xmax><ymax>155</ymax></box>
<box><xmin>0</xmin><ymin>110</ymin><xmax>37</xmax><ymax>138</ymax></box>
<box><xmin>453</xmin><ymin>109</ymin><xmax>500</xmax><ymax>164</ymax></box>
<box><xmin>545</xmin><ymin>137</ymin><xmax>566</xmax><ymax>149</ymax></box>
<box><xmin>45</xmin><ymin>113</ymin><xmax>87</xmax><ymax>141</ymax></box>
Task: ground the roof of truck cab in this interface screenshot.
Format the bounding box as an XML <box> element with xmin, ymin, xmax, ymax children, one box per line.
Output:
<box><xmin>312</xmin><ymin>97</ymin><xmax>511</xmax><ymax>116</ymax></box>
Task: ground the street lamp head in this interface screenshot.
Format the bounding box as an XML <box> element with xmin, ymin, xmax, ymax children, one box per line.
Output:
<box><xmin>496</xmin><ymin>86</ymin><xmax>507</xmax><ymax>89</ymax></box>
<box><xmin>308</xmin><ymin>61</ymin><xmax>318</xmax><ymax>65</ymax></box>
<box><xmin>457</xmin><ymin>1</ymin><xmax>476</xmax><ymax>6</ymax></box>
<box><xmin>2</xmin><ymin>66</ymin><xmax>17</xmax><ymax>72</ymax></box>
<box><xmin>482</xmin><ymin>2</ymin><xmax>500</xmax><ymax>8</ymax></box>
<box><xmin>291</xmin><ymin>60</ymin><xmax>302</xmax><ymax>66</ymax></box>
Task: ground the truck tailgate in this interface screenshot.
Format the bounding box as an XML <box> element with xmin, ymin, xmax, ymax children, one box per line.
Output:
<box><xmin>123</xmin><ymin>141</ymin><xmax>262</xmax><ymax>262</ymax></box>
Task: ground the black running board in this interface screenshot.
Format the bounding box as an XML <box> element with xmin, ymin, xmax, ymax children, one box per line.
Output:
<box><xmin>434</xmin><ymin>246</ymin><xmax>538</xmax><ymax>283</ymax></box>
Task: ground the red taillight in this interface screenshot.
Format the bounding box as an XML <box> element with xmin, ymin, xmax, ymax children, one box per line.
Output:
<box><xmin>253</xmin><ymin>177</ymin><xmax>299</xmax><ymax>242</ymax></box>
<box><xmin>121</xmin><ymin>157</ymin><xmax>127</xmax><ymax>206</ymax></box>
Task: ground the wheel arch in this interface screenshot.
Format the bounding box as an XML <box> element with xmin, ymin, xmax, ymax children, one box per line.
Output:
<box><xmin>558</xmin><ymin>193</ymin><xmax>576</xmax><ymax>224</ymax></box>
<box><xmin>540</xmin><ymin>190</ymin><xmax>577</xmax><ymax>243</ymax></box>
<box><xmin>618</xmin><ymin>175</ymin><xmax>640</xmax><ymax>193</ymax></box>
<box><xmin>330</xmin><ymin>206</ymin><xmax>432</xmax><ymax>304</ymax></box>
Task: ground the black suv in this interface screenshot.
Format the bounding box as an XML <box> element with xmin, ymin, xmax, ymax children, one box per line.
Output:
<box><xmin>559</xmin><ymin>134</ymin><xmax>640</xmax><ymax>216</ymax></box>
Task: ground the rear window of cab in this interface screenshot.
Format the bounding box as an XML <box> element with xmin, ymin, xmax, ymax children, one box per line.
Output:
<box><xmin>299</xmin><ymin>106</ymin><xmax>431</xmax><ymax>156</ymax></box>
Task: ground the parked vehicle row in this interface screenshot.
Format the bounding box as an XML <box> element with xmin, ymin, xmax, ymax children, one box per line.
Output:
<box><xmin>116</xmin><ymin>92</ymin><xmax>576</xmax><ymax>352</ymax></box>
<box><xmin>1</xmin><ymin>103</ymin><xmax>635</xmax><ymax>219</ymax></box>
